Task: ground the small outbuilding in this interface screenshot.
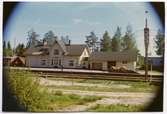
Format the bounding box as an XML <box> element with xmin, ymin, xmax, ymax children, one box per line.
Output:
<box><xmin>10</xmin><ymin>56</ymin><xmax>25</xmax><ymax>67</ymax></box>
<box><xmin>90</xmin><ymin>50</ymin><xmax>137</xmax><ymax>71</ymax></box>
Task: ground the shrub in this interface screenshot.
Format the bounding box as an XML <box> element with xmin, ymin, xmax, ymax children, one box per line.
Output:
<box><xmin>82</xmin><ymin>96</ymin><xmax>102</xmax><ymax>102</ymax></box>
<box><xmin>5</xmin><ymin>69</ymin><xmax>50</xmax><ymax>112</ymax></box>
<box><xmin>54</xmin><ymin>91</ymin><xmax>63</xmax><ymax>96</ymax></box>
<box><xmin>68</xmin><ymin>94</ymin><xmax>81</xmax><ymax>100</ymax></box>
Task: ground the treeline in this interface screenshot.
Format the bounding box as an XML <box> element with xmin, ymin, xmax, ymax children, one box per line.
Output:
<box><xmin>3</xmin><ymin>41</ymin><xmax>13</xmax><ymax>56</ymax></box>
<box><xmin>3</xmin><ymin>26</ymin><xmax>164</xmax><ymax>57</ymax></box>
<box><xmin>3</xmin><ymin>41</ymin><xmax>25</xmax><ymax>57</ymax></box>
<box><xmin>85</xmin><ymin>25</ymin><xmax>138</xmax><ymax>53</ymax></box>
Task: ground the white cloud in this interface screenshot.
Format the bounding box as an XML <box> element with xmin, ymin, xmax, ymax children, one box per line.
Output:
<box><xmin>72</xmin><ymin>18</ymin><xmax>101</xmax><ymax>26</ymax></box>
<box><xmin>72</xmin><ymin>18</ymin><xmax>83</xmax><ymax>24</ymax></box>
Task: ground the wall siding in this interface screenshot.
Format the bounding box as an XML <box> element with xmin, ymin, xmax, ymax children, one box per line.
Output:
<box><xmin>116</xmin><ymin>61</ymin><xmax>136</xmax><ymax>71</ymax></box>
<box><xmin>90</xmin><ymin>60</ymin><xmax>136</xmax><ymax>71</ymax></box>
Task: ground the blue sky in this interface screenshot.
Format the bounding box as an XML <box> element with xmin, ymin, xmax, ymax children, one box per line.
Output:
<box><xmin>4</xmin><ymin>2</ymin><xmax>163</xmax><ymax>56</ymax></box>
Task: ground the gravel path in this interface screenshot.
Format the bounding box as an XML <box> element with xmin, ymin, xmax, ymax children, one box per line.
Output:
<box><xmin>39</xmin><ymin>77</ymin><xmax>156</xmax><ymax>112</ymax></box>
<box><xmin>50</xmin><ymin>88</ymin><xmax>155</xmax><ymax>98</ymax></box>
<box><xmin>51</xmin><ymin>88</ymin><xmax>156</xmax><ymax>112</ymax></box>
<box><xmin>39</xmin><ymin>77</ymin><xmax>131</xmax><ymax>89</ymax></box>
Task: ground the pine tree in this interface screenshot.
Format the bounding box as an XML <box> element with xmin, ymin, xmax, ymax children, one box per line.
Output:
<box><xmin>121</xmin><ymin>25</ymin><xmax>138</xmax><ymax>51</ymax></box>
<box><xmin>154</xmin><ymin>29</ymin><xmax>164</xmax><ymax>56</ymax></box>
<box><xmin>111</xmin><ymin>27</ymin><xmax>122</xmax><ymax>52</ymax></box>
<box><xmin>7</xmin><ymin>41</ymin><xmax>11</xmax><ymax>50</ymax></box>
<box><xmin>44</xmin><ymin>30</ymin><xmax>55</xmax><ymax>45</ymax></box>
<box><xmin>15</xmin><ymin>43</ymin><xmax>25</xmax><ymax>56</ymax></box>
<box><xmin>4</xmin><ymin>41</ymin><xmax>13</xmax><ymax>56</ymax></box>
<box><xmin>44</xmin><ymin>30</ymin><xmax>55</xmax><ymax>39</ymax></box>
<box><xmin>85</xmin><ymin>31</ymin><xmax>99</xmax><ymax>52</ymax></box>
<box><xmin>27</xmin><ymin>29</ymin><xmax>39</xmax><ymax>48</ymax></box>
<box><xmin>101</xmin><ymin>31</ymin><xmax>111</xmax><ymax>52</ymax></box>
<box><xmin>3</xmin><ymin>41</ymin><xmax>6</xmax><ymax>49</ymax></box>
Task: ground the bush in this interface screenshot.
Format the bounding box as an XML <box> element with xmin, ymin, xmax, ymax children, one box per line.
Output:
<box><xmin>68</xmin><ymin>94</ymin><xmax>81</xmax><ymax>100</ymax></box>
<box><xmin>54</xmin><ymin>91</ymin><xmax>63</xmax><ymax>96</ymax></box>
<box><xmin>77</xmin><ymin>96</ymin><xmax>102</xmax><ymax>105</ymax></box>
<box><xmin>82</xmin><ymin>96</ymin><xmax>102</xmax><ymax>102</ymax></box>
<box><xmin>5</xmin><ymin>69</ymin><xmax>50</xmax><ymax>112</ymax></box>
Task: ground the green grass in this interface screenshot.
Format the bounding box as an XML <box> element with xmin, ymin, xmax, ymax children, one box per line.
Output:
<box><xmin>88</xmin><ymin>104</ymin><xmax>146</xmax><ymax>112</ymax></box>
<box><xmin>6</xmin><ymin>69</ymin><xmax>50</xmax><ymax>111</ymax></box>
<box><xmin>47</xmin><ymin>91</ymin><xmax>103</xmax><ymax>111</ymax></box>
<box><xmin>5</xmin><ymin>69</ymin><xmax>103</xmax><ymax>112</ymax></box>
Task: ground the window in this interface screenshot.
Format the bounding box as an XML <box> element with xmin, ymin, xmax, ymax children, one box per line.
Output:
<box><xmin>51</xmin><ymin>59</ymin><xmax>54</xmax><ymax>65</ymax></box>
<box><xmin>69</xmin><ymin>60</ymin><xmax>74</xmax><ymax>66</ymax></box>
<box><xmin>59</xmin><ymin>59</ymin><xmax>61</xmax><ymax>66</ymax></box>
<box><xmin>41</xmin><ymin>60</ymin><xmax>46</xmax><ymax>65</ymax></box>
<box><xmin>122</xmin><ymin>61</ymin><xmax>128</xmax><ymax>64</ymax></box>
<box><xmin>54</xmin><ymin>49</ymin><xmax>59</xmax><ymax>55</ymax></box>
<box><xmin>83</xmin><ymin>57</ymin><xmax>88</xmax><ymax>61</ymax></box>
<box><xmin>54</xmin><ymin>57</ymin><xmax>58</xmax><ymax>65</ymax></box>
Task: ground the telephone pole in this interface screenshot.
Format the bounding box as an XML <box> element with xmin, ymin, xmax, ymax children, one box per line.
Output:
<box><xmin>144</xmin><ymin>11</ymin><xmax>149</xmax><ymax>81</ymax></box>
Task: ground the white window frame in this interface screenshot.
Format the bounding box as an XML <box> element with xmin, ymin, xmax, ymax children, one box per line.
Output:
<box><xmin>54</xmin><ymin>49</ymin><xmax>59</xmax><ymax>55</ymax></box>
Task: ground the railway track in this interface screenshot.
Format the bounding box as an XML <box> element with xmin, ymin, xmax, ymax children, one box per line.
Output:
<box><xmin>32</xmin><ymin>70</ymin><xmax>163</xmax><ymax>83</ymax></box>
<box><xmin>6</xmin><ymin>67</ymin><xmax>163</xmax><ymax>83</ymax></box>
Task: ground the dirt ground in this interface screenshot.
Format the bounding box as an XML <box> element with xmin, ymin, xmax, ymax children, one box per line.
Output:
<box><xmin>39</xmin><ymin>77</ymin><xmax>156</xmax><ymax>112</ymax></box>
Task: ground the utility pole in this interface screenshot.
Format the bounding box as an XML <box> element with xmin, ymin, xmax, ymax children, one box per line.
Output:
<box><xmin>144</xmin><ymin>11</ymin><xmax>149</xmax><ymax>81</ymax></box>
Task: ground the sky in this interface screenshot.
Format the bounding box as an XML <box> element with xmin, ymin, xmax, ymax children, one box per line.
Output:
<box><xmin>4</xmin><ymin>2</ymin><xmax>163</xmax><ymax>57</ymax></box>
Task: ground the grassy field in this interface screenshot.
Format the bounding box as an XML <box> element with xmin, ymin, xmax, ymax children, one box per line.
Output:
<box><xmin>4</xmin><ymin>69</ymin><xmax>160</xmax><ymax>112</ymax></box>
<box><xmin>44</xmin><ymin>91</ymin><xmax>103</xmax><ymax>111</ymax></box>
<box><xmin>4</xmin><ymin>69</ymin><xmax>103</xmax><ymax>112</ymax></box>
<box><xmin>88</xmin><ymin>104</ymin><xmax>146</xmax><ymax>112</ymax></box>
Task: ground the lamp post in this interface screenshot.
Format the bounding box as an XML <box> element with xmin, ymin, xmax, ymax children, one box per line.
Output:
<box><xmin>144</xmin><ymin>11</ymin><xmax>149</xmax><ymax>81</ymax></box>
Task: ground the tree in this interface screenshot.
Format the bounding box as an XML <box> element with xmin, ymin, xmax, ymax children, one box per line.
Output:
<box><xmin>121</xmin><ymin>25</ymin><xmax>138</xmax><ymax>51</ymax></box>
<box><xmin>101</xmin><ymin>31</ymin><xmax>111</xmax><ymax>52</ymax></box>
<box><xmin>111</xmin><ymin>27</ymin><xmax>122</xmax><ymax>52</ymax></box>
<box><xmin>15</xmin><ymin>43</ymin><xmax>25</xmax><ymax>56</ymax></box>
<box><xmin>7</xmin><ymin>41</ymin><xmax>11</xmax><ymax>50</ymax></box>
<box><xmin>3</xmin><ymin>41</ymin><xmax>13</xmax><ymax>56</ymax></box>
<box><xmin>43</xmin><ymin>30</ymin><xmax>55</xmax><ymax>45</ymax></box>
<box><xmin>27</xmin><ymin>29</ymin><xmax>39</xmax><ymax>48</ymax></box>
<box><xmin>85</xmin><ymin>31</ymin><xmax>99</xmax><ymax>52</ymax></box>
<box><xmin>44</xmin><ymin>30</ymin><xmax>55</xmax><ymax>39</ymax></box>
<box><xmin>3</xmin><ymin>41</ymin><xmax>6</xmax><ymax>49</ymax></box>
<box><xmin>137</xmin><ymin>53</ymin><xmax>145</xmax><ymax>67</ymax></box>
<box><xmin>154</xmin><ymin>29</ymin><xmax>164</xmax><ymax>56</ymax></box>
<box><xmin>61</xmin><ymin>35</ymin><xmax>70</xmax><ymax>45</ymax></box>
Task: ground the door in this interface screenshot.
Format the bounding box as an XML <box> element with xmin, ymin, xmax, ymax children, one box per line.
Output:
<box><xmin>92</xmin><ymin>63</ymin><xmax>102</xmax><ymax>70</ymax></box>
<box><xmin>107</xmin><ymin>61</ymin><xmax>116</xmax><ymax>69</ymax></box>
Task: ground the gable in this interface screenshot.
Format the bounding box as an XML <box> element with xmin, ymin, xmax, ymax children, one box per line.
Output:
<box><xmin>50</xmin><ymin>41</ymin><xmax>65</xmax><ymax>56</ymax></box>
<box><xmin>80</xmin><ymin>47</ymin><xmax>90</xmax><ymax>57</ymax></box>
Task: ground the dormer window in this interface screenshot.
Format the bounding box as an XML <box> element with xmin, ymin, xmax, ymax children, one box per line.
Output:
<box><xmin>54</xmin><ymin>49</ymin><xmax>59</xmax><ymax>55</ymax></box>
